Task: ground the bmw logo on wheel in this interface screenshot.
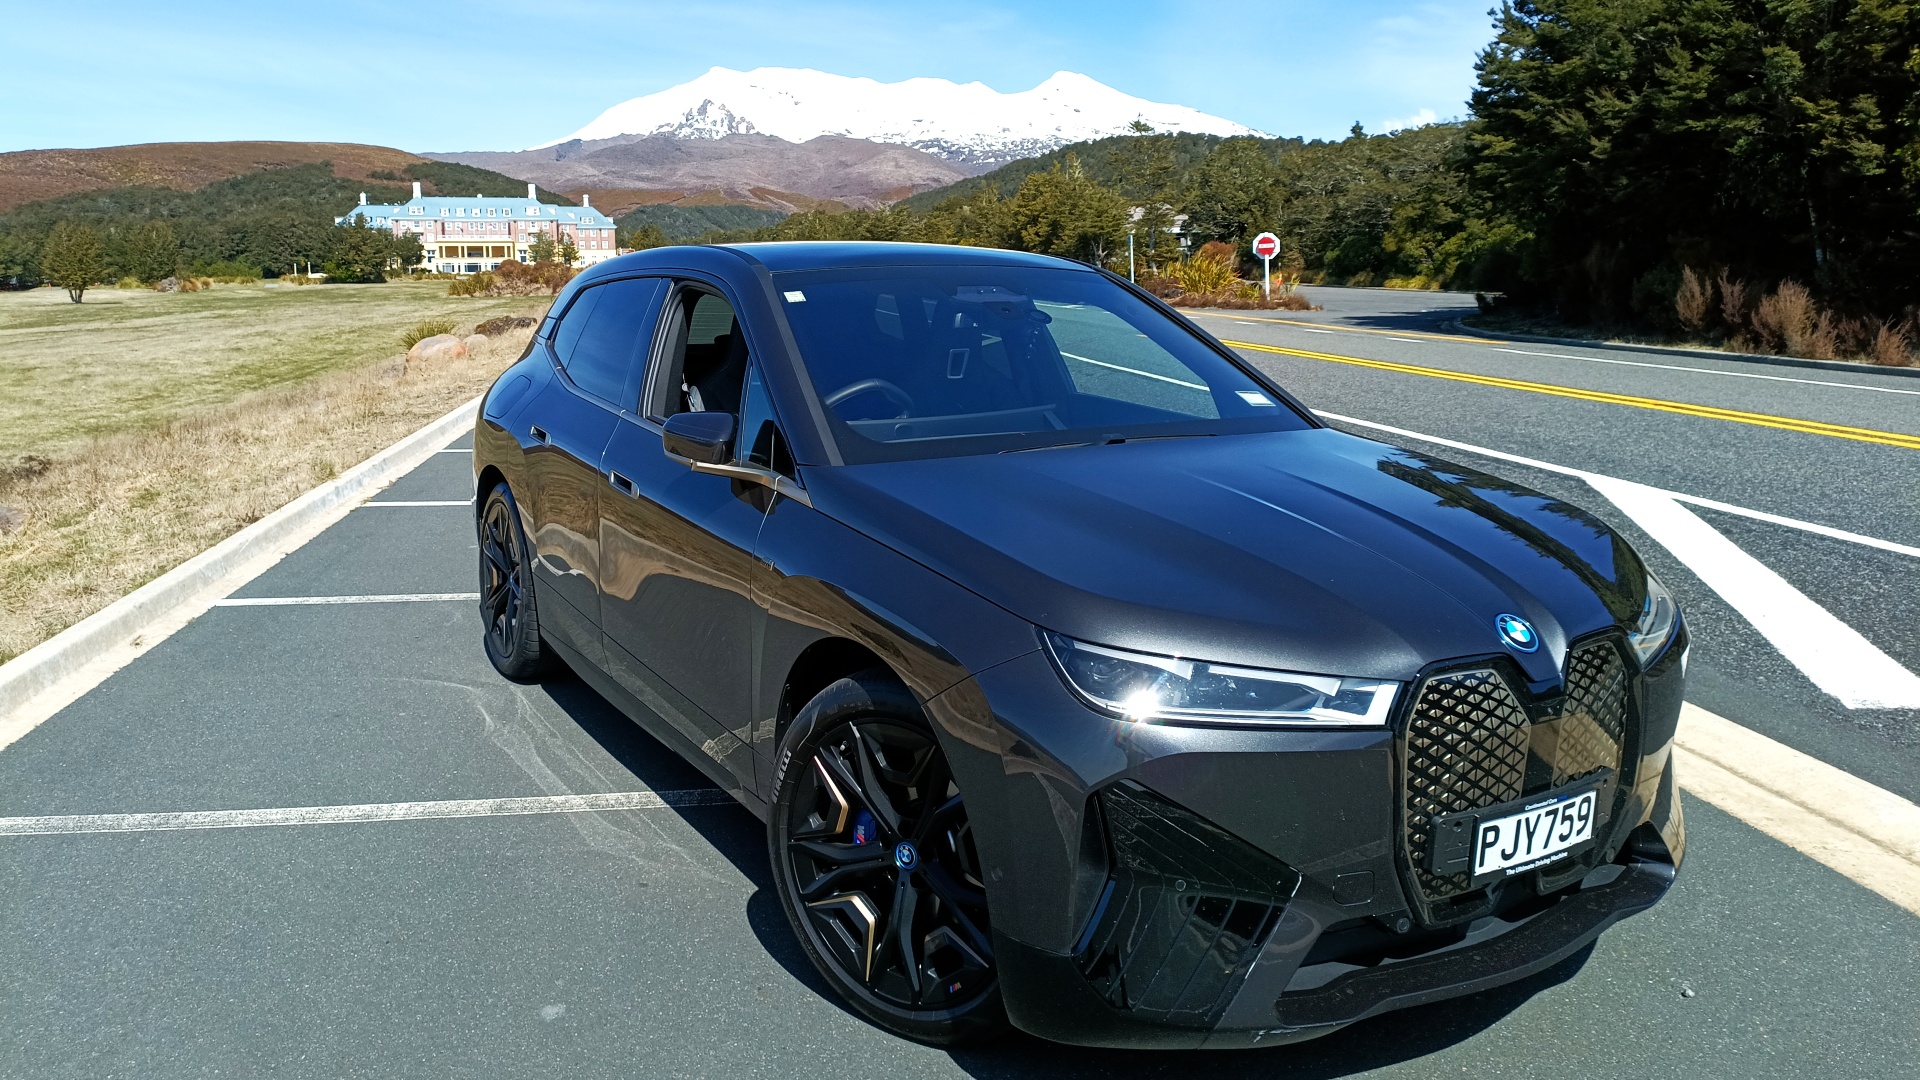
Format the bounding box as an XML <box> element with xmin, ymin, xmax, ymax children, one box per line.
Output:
<box><xmin>1495</xmin><ymin>614</ymin><xmax>1540</xmax><ymax>653</ymax></box>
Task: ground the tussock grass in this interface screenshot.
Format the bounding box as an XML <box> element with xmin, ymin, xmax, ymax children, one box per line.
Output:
<box><xmin>401</xmin><ymin>317</ymin><xmax>457</xmax><ymax>348</ymax></box>
<box><xmin>0</xmin><ymin>284</ymin><xmax>548</xmax><ymax>663</ymax></box>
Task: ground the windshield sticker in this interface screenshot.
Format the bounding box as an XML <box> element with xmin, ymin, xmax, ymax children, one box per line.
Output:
<box><xmin>783</xmin><ymin>290</ymin><xmax>806</xmax><ymax>302</ymax></box>
<box><xmin>1237</xmin><ymin>391</ymin><xmax>1278</xmax><ymax>406</ymax></box>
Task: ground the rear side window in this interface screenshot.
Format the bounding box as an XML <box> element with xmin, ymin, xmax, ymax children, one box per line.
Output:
<box><xmin>549</xmin><ymin>277</ymin><xmax>666</xmax><ymax>406</ymax></box>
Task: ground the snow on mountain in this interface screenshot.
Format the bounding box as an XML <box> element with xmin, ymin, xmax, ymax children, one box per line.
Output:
<box><xmin>535</xmin><ymin>67</ymin><xmax>1266</xmax><ymax>165</ymax></box>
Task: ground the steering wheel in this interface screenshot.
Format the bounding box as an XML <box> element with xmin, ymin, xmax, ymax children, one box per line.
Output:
<box><xmin>823</xmin><ymin>378</ymin><xmax>914</xmax><ymax>419</ymax></box>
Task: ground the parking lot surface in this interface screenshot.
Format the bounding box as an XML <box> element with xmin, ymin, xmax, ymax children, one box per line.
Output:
<box><xmin>4</xmin><ymin>290</ymin><xmax>1919</xmax><ymax>1078</ymax></box>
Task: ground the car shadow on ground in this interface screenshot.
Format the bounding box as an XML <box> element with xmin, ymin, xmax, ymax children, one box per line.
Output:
<box><xmin>537</xmin><ymin>668</ymin><xmax>1591</xmax><ymax>1075</ymax></box>
<box><xmin>537</xmin><ymin>670</ymin><xmax>866</xmax><ymax>1021</ymax></box>
<box><xmin>947</xmin><ymin>946</ymin><xmax>1592</xmax><ymax>1079</ymax></box>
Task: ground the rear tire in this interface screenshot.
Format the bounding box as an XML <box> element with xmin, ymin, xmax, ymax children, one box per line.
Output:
<box><xmin>769</xmin><ymin>672</ymin><xmax>1007</xmax><ymax>1046</ymax></box>
<box><xmin>477</xmin><ymin>482</ymin><xmax>549</xmax><ymax>681</ymax></box>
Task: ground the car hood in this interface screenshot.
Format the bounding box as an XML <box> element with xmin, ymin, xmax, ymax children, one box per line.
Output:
<box><xmin>803</xmin><ymin>428</ymin><xmax>1650</xmax><ymax>683</ymax></box>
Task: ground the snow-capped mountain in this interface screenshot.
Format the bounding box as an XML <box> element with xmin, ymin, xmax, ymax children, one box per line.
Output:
<box><xmin>535</xmin><ymin>67</ymin><xmax>1266</xmax><ymax>166</ymax></box>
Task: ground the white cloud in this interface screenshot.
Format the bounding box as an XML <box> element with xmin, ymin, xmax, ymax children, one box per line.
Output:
<box><xmin>1381</xmin><ymin>107</ymin><xmax>1439</xmax><ymax>133</ymax></box>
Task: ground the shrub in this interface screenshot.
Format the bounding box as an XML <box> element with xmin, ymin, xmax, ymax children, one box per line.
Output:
<box><xmin>1172</xmin><ymin>250</ymin><xmax>1239</xmax><ymax>297</ymax></box>
<box><xmin>401</xmin><ymin>318</ymin><xmax>457</xmax><ymax>348</ymax></box>
<box><xmin>1874</xmin><ymin>321</ymin><xmax>1916</xmax><ymax>367</ymax></box>
<box><xmin>475</xmin><ymin>315</ymin><xmax>536</xmax><ymax>337</ymax></box>
<box><xmin>1675</xmin><ymin>267</ymin><xmax>1713</xmax><ymax>333</ymax></box>
<box><xmin>446</xmin><ymin>272</ymin><xmax>496</xmax><ymax>298</ymax></box>
<box><xmin>1717</xmin><ymin>271</ymin><xmax>1754</xmax><ymax>341</ymax></box>
<box><xmin>1752</xmin><ymin>281</ymin><xmax>1815</xmax><ymax>355</ymax></box>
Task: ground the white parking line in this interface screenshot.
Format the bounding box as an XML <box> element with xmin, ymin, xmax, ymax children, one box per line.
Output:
<box><xmin>1588</xmin><ymin>475</ymin><xmax>1920</xmax><ymax>709</ymax></box>
<box><xmin>1491</xmin><ymin>348</ymin><xmax>1920</xmax><ymax>396</ymax></box>
<box><xmin>435</xmin><ymin>447</ymin><xmax>473</xmax><ymax>454</ymax></box>
<box><xmin>1317</xmin><ymin>412</ymin><xmax>1920</xmax><ymax>559</ymax></box>
<box><xmin>1316</xmin><ymin>410</ymin><xmax>1920</xmax><ymax>710</ymax></box>
<box><xmin>213</xmin><ymin>593</ymin><xmax>480</xmax><ymax>607</ymax></box>
<box><xmin>361</xmin><ymin>500</ymin><xmax>472</xmax><ymax>507</ymax></box>
<box><xmin>0</xmin><ymin>788</ymin><xmax>734</xmax><ymax>836</ymax></box>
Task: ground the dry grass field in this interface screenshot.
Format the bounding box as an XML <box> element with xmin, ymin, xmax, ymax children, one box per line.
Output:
<box><xmin>0</xmin><ymin>282</ymin><xmax>552</xmax><ymax>663</ymax></box>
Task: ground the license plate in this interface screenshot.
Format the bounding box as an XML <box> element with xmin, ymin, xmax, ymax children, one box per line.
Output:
<box><xmin>1472</xmin><ymin>789</ymin><xmax>1597</xmax><ymax>878</ymax></box>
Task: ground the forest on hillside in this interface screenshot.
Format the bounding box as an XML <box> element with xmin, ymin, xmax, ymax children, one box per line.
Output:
<box><xmin>0</xmin><ymin>162</ymin><xmax>572</xmax><ymax>284</ymax></box>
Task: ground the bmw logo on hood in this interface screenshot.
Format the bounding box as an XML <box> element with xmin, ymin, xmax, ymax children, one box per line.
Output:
<box><xmin>1495</xmin><ymin>614</ymin><xmax>1540</xmax><ymax>653</ymax></box>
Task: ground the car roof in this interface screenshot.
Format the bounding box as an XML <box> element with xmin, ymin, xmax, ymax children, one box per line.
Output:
<box><xmin>728</xmin><ymin>241</ymin><xmax>1089</xmax><ymax>273</ymax></box>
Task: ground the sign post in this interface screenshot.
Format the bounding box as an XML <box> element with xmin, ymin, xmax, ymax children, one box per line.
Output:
<box><xmin>1251</xmin><ymin>232</ymin><xmax>1280</xmax><ymax>300</ymax></box>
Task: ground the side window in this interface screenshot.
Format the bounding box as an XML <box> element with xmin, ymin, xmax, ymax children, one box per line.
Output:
<box><xmin>738</xmin><ymin>362</ymin><xmax>794</xmax><ymax>477</ymax></box>
<box><xmin>550</xmin><ymin>277</ymin><xmax>665</xmax><ymax>406</ymax></box>
<box><xmin>646</xmin><ymin>286</ymin><xmax>749</xmax><ymax>420</ymax></box>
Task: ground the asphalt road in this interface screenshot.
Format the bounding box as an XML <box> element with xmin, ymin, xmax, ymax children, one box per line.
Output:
<box><xmin>3</xmin><ymin>290</ymin><xmax>1918</xmax><ymax>1078</ymax></box>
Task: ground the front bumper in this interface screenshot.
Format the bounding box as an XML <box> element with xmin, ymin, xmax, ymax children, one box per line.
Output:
<box><xmin>924</xmin><ymin>629</ymin><xmax>1686</xmax><ymax>1048</ymax></box>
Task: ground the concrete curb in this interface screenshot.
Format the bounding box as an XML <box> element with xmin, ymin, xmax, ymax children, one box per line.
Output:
<box><xmin>0</xmin><ymin>397</ymin><xmax>481</xmax><ymax>739</ymax></box>
<box><xmin>1447</xmin><ymin>319</ymin><xmax>1920</xmax><ymax>381</ymax></box>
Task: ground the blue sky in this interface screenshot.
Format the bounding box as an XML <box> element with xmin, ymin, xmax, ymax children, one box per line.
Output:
<box><xmin>2</xmin><ymin>1</ymin><xmax>1494</xmax><ymax>153</ymax></box>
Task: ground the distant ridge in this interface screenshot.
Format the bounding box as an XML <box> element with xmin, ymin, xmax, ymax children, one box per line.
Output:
<box><xmin>0</xmin><ymin>141</ymin><xmax>430</xmax><ymax>213</ymax></box>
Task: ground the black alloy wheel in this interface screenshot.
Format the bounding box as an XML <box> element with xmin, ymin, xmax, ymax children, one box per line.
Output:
<box><xmin>477</xmin><ymin>482</ymin><xmax>549</xmax><ymax>681</ymax></box>
<box><xmin>770</xmin><ymin>674</ymin><xmax>1005</xmax><ymax>1045</ymax></box>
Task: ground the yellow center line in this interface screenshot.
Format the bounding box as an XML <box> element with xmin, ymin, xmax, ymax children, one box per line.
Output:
<box><xmin>1193</xmin><ymin>311</ymin><xmax>1488</xmax><ymax>345</ymax></box>
<box><xmin>1222</xmin><ymin>339</ymin><xmax>1920</xmax><ymax>451</ymax></box>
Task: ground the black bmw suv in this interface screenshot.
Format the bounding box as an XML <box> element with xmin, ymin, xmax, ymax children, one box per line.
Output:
<box><xmin>471</xmin><ymin>242</ymin><xmax>1687</xmax><ymax>1048</ymax></box>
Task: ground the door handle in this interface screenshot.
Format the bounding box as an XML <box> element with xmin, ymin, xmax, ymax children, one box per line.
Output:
<box><xmin>608</xmin><ymin>470</ymin><xmax>636</xmax><ymax>496</ymax></box>
<box><xmin>529</xmin><ymin>425</ymin><xmax>550</xmax><ymax>445</ymax></box>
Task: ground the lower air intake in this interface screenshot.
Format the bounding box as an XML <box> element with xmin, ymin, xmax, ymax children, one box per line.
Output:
<box><xmin>1075</xmin><ymin>783</ymin><xmax>1299</xmax><ymax>1027</ymax></box>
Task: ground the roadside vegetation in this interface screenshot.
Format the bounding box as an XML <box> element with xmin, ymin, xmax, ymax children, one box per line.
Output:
<box><xmin>0</xmin><ymin>282</ymin><xmax>550</xmax><ymax>662</ymax></box>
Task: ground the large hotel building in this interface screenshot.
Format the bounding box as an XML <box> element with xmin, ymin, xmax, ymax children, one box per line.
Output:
<box><xmin>339</xmin><ymin>182</ymin><xmax>620</xmax><ymax>274</ymax></box>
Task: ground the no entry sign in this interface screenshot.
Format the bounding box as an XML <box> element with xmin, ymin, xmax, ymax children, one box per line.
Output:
<box><xmin>1251</xmin><ymin>232</ymin><xmax>1280</xmax><ymax>299</ymax></box>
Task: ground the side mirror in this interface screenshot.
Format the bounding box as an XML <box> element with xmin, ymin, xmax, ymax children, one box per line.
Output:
<box><xmin>662</xmin><ymin>411</ymin><xmax>736</xmax><ymax>466</ymax></box>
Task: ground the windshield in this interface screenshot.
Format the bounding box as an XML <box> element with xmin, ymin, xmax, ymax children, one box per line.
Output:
<box><xmin>772</xmin><ymin>264</ymin><xmax>1313</xmax><ymax>462</ymax></box>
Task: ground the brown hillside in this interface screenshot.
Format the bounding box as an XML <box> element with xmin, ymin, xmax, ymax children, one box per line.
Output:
<box><xmin>432</xmin><ymin>133</ymin><xmax>966</xmax><ymax>210</ymax></box>
<box><xmin>0</xmin><ymin>141</ymin><xmax>429</xmax><ymax>212</ymax></box>
<box><xmin>558</xmin><ymin>186</ymin><xmax>850</xmax><ymax>218</ymax></box>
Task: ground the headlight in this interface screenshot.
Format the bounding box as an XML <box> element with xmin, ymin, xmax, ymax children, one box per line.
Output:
<box><xmin>1628</xmin><ymin>572</ymin><xmax>1679</xmax><ymax>667</ymax></box>
<box><xmin>1043</xmin><ymin>633</ymin><xmax>1399</xmax><ymax>727</ymax></box>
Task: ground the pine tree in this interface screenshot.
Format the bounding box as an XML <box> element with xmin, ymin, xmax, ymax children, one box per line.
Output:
<box><xmin>322</xmin><ymin>215</ymin><xmax>390</xmax><ymax>283</ymax></box>
<box><xmin>526</xmin><ymin>232</ymin><xmax>557</xmax><ymax>264</ymax></box>
<box><xmin>1006</xmin><ymin>155</ymin><xmax>1130</xmax><ymax>265</ymax></box>
<box><xmin>1469</xmin><ymin>0</ymin><xmax>1920</xmax><ymax>320</ymax></box>
<box><xmin>40</xmin><ymin>221</ymin><xmax>107</xmax><ymax>302</ymax></box>
<box><xmin>557</xmin><ymin>234</ymin><xmax>580</xmax><ymax>266</ymax></box>
<box><xmin>1113</xmin><ymin>122</ymin><xmax>1182</xmax><ymax>271</ymax></box>
<box><xmin>123</xmin><ymin>220</ymin><xmax>180</xmax><ymax>284</ymax></box>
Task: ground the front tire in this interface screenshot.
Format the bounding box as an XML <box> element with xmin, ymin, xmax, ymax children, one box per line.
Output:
<box><xmin>477</xmin><ymin>482</ymin><xmax>549</xmax><ymax>681</ymax></box>
<box><xmin>769</xmin><ymin>673</ymin><xmax>1006</xmax><ymax>1045</ymax></box>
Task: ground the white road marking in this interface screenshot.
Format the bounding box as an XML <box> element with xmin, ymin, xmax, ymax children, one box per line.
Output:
<box><xmin>1315</xmin><ymin>412</ymin><xmax>1920</xmax><ymax>559</ymax></box>
<box><xmin>435</xmin><ymin>447</ymin><xmax>473</xmax><ymax>454</ymax></box>
<box><xmin>0</xmin><ymin>788</ymin><xmax>735</xmax><ymax>837</ymax></box>
<box><xmin>1492</xmin><ymin>348</ymin><xmax>1920</xmax><ymax>396</ymax></box>
<box><xmin>1298</xmin><ymin>327</ymin><xmax>1335</xmax><ymax>334</ymax></box>
<box><xmin>1315</xmin><ymin>411</ymin><xmax>1920</xmax><ymax>709</ymax></box>
<box><xmin>1584</xmin><ymin>475</ymin><xmax>1920</xmax><ymax>709</ymax></box>
<box><xmin>1388</xmin><ymin>338</ymin><xmax>1425</xmax><ymax>344</ymax></box>
<box><xmin>213</xmin><ymin>593</ymin><xmax>480</xmax><ymax>607</ymax></box>
<box><xmin>1059</xmin><ymin>351</ymin><xmax>1208</xmax><ymax>390</ymax></box>
<box><xmin>361</xmin><ymin>500</ymin><xmax>472</xmax><ymax>507</ymax></box>
<box><xmin>1679</xmin><ymin>703</ymin><xmax>1920</xmax><ymax>915</ymax></box>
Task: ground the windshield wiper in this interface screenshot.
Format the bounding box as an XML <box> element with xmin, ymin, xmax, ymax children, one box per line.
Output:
<box><xmin>1002</xmin><ymin>432</ymin><xmax>1219</xmax><ymax>454</ymax></box>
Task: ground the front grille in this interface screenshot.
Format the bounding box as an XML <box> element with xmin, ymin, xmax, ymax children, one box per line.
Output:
<box><xmin>1398</xmin><ymin>640</ymin><xmax>1633</xmax><ymax>924</ymax></box>
<box><xmin>1075</xmin><ymin>784</ymin><xmax>1299</xmax><ymax>1027</ymax></box>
